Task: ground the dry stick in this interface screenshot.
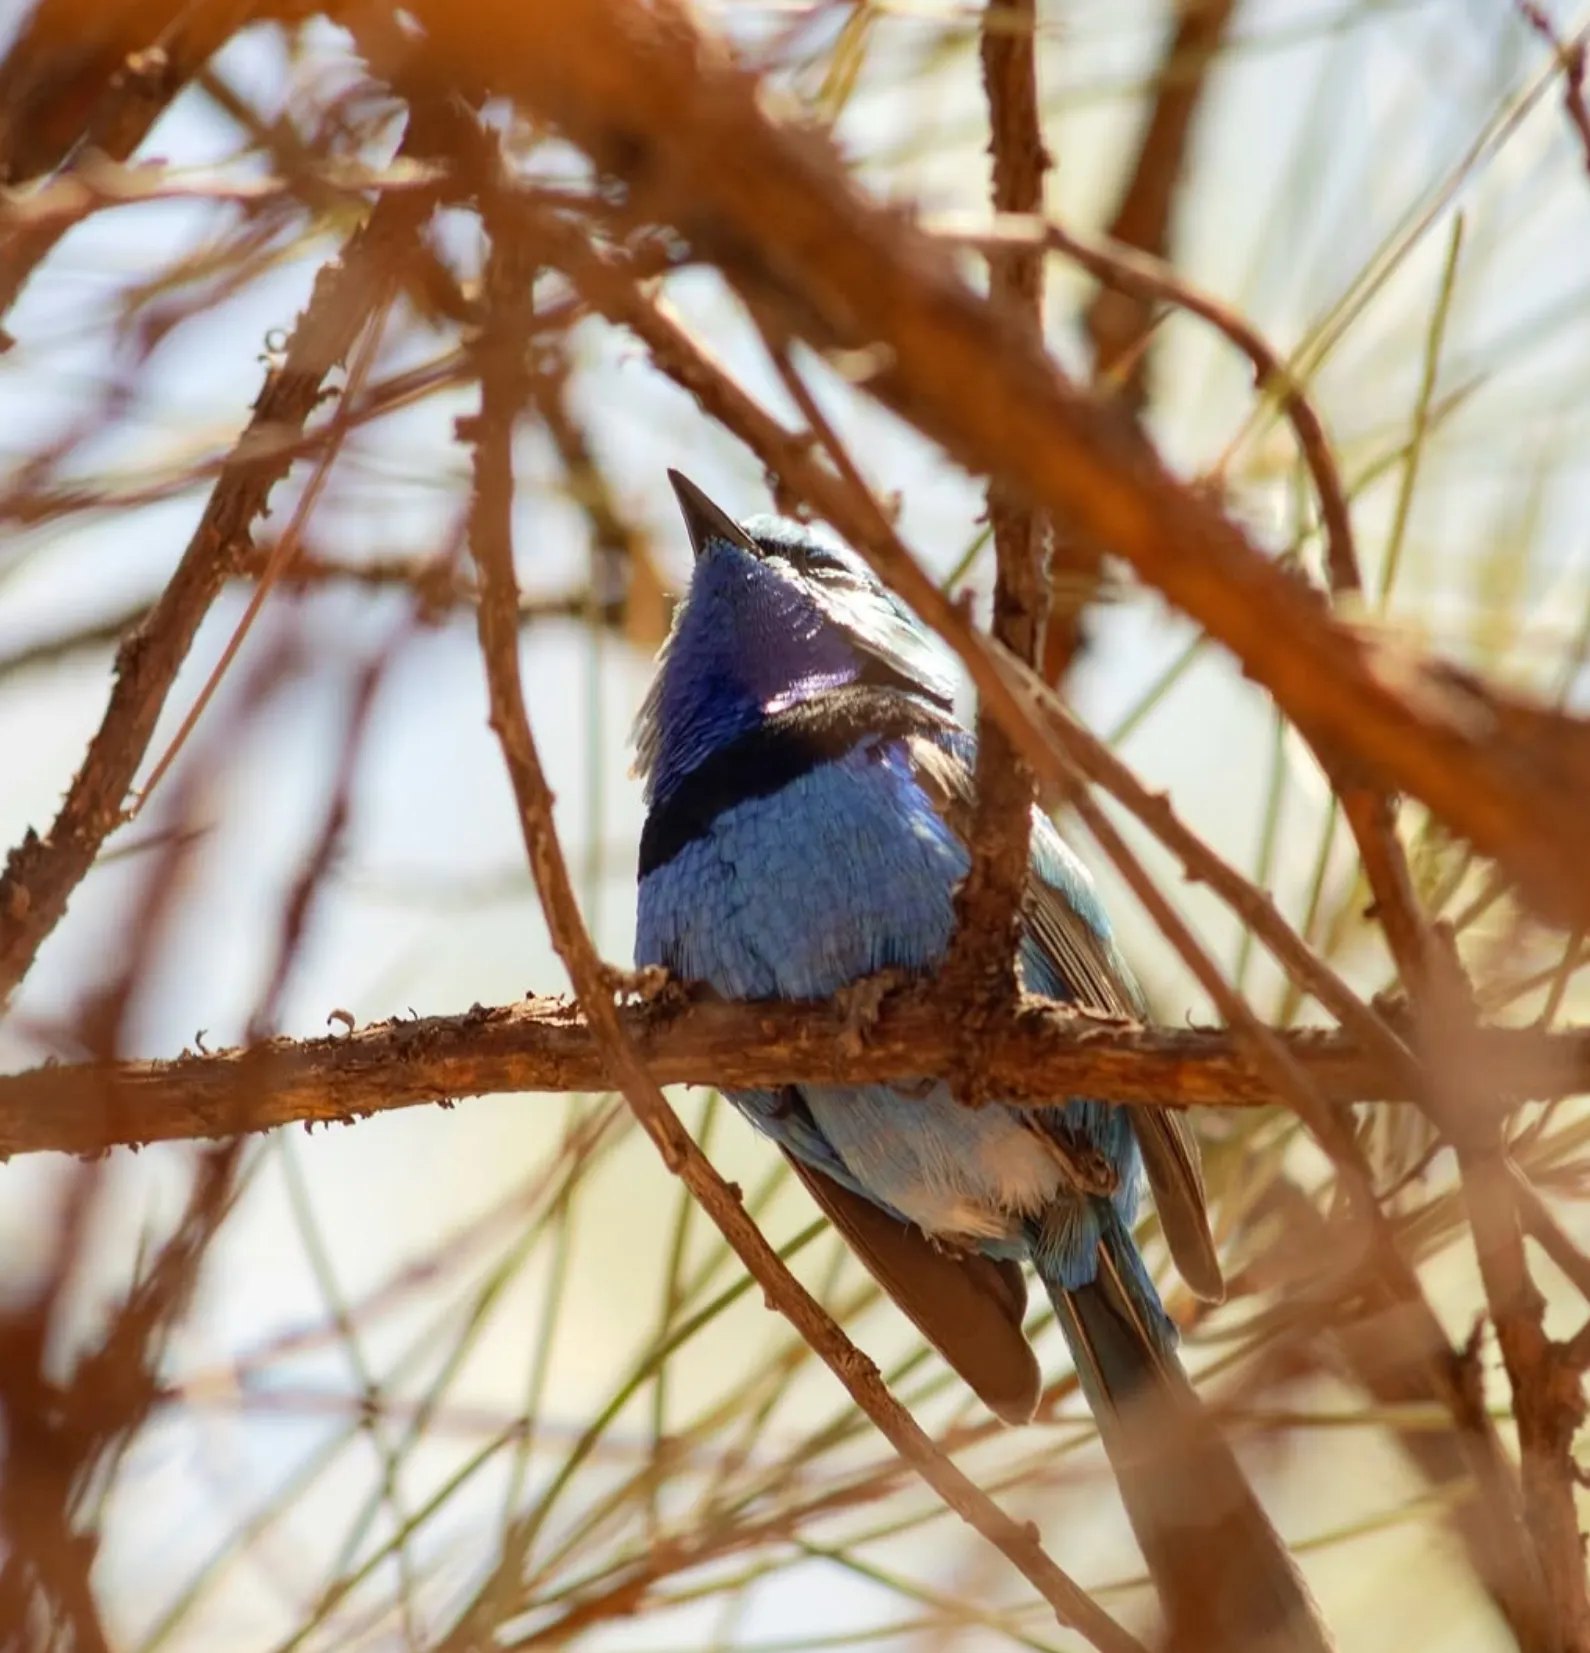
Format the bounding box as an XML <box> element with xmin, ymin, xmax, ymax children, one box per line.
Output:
<box><xmin>408</xmin><ymin>0</ymin><xmax>1590</xmax><ymax>934</ymax></box>
<box><xmin>136</xmin><ymin>284</ymin><xmax>394</xmax><ymax>816</ymax></box>
<box><xmin>942</xmin><ymin>0</ymin><xmax>1050</xmax><ymax>1019</ymax></box>
<box><xmin>0</xmin><ymin>183</ymin><xmax>437</xmax><ymax>1009</ymax></box>
<box><xmin>0</xmin><ymin>572</ymin><xmax>597</xmax><ymax>693</ymax></box>
<box><xmin>0</xmin><ymin>157</ymin><xmax>443</xmax><ymax>232</ymax></box>
<box><xmin>525</xmin><ymin>347</ymin><xmax>665</xmax><ymax>644</ymax></box>
<box><xmin>1510</xmin><ymin>1169</ymin><xmax>1590</xmax><ymax>1302</ymax></box>
<box><xmin>9</xmin><ymin>1000</ymin><xmax>1590</xmax><ymax>1161</ymax></box>
<box><xmin>1267</xmin><ymin>1177</ymin><xmax>1546</xmax><ymax>1642</ymax></box>
<box><xmin>464</xmin><ymin>228</ymin><xmax>1145</xmax><ymax>1653</ymax></box>
<box><xmin>999</xmin><ymin>652</ymin><xmax>1415</xmax><ymax>1081</ymax></box>
<box><xmin>1004</xmin><ymin>217</ymin><xmax>1356</xmax><ymax>598</ymax></box>
<box><xmin>0</xmin><ymin>346</ymin><xmax>474</xmax><ymax>533</ymax></box>
<box><xmin>1083</xmin><ymin>0</ymin><xmax>1237</xmax><ymax>419</ymax></box>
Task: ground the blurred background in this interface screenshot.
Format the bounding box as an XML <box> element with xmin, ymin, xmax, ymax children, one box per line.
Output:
<box><xmin>2</xmin><ymin>1</ymin><xmax>1590</xmax><ymax>1648</ymax></box>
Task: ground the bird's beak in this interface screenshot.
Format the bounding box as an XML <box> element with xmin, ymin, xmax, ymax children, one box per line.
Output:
<box><xmin>668</xmin><ymin>470</ymin><xmax>760</xmax><ymax>562</ymax></box>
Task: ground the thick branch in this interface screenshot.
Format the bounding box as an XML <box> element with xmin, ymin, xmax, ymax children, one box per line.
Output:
<box><xmin>404</xmin><ymin>0</ymin><xmax>1590</xmax><ymax>932</ymax></box>
<box><xmin>0</xmin><ymin>0</ymin><xmax>315</xmax><ymax>325</ymax></box>
<box><xmin>3</xmin><ymin>992</ymin><xmax>1589</xmax><ymax>1160</ymax></box>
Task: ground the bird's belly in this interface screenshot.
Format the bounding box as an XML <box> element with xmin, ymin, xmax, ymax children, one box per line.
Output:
<box><xmin>800</xmin><ymin>1080</ymin><xmax>1064</xmax><ymax>1245</ymax></box>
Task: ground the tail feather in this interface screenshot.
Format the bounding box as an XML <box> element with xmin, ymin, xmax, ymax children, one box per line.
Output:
<box><xmin>1043</xmin><ymin>1235</ymin><xmax>1336</xmax><ymax>1653</ymax></box>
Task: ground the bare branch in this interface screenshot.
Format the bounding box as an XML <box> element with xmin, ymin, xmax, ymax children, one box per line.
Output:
<box><xmin>3</xmin><ymin>993</ymin><xmax>1589</xmax><ymax>1161</ymax></box>
<box><xmin>1049</xmin><ymin>0</ymin><xmax>1237</xmax><ymax>684</ymax></box>
<box><xmin>0</xmin><ymin>183</ymin><xmax>438</xmax><ymax>1008</ymax></box>
<box><xmin>462</xmin><ymin>183</ymin><xmax>1145</xmax><ymax>1652</ymax></box>
<box><xmin>402</xmin><ymin>0</ymin><xmax>1590</xmax><ymax>932</ymax></box>
<box><xmin>0</xmin><ymin>0</ymin><xmax>313</xmax><ymax>327</ymax></box>
<box><xmin>937</xmin><ymin>0</ymin><xmax>1049</xmax><ymax>1042</ymax></box>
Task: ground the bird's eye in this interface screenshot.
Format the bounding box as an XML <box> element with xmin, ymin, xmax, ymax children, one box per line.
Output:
<box><xmin>792</xmin><ymin>550</ymin><xmax>852</xmax><ymax>583</ymax></box>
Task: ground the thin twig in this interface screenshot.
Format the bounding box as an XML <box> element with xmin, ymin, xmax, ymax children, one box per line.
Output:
<box><xmin>1083</xmin><ymin>0</ymin><xmax>1237</xmax><ymax>416</ymax></box>
<box><xmin>935</xmin><ymin>0</ymin><xmax>1050</xmax><ymax>1053</ymax></box>
<box><xmin>0</xmin><ymin>0</ymin><xmax>281</xmax><ymax>325</ymax></box>
<box><xmin>464</xmin><ymin>203</ymin><xmax>1145</xmax><ymax>1653</ymax></box>
<box><xmin>0</xmin><ymin>156</ymin><xmax>444</xmax><ymax>231</ymax></box>
<box><xmin>0</xmin><ymin>180</ymin><xmax>439</xmax><ymax>1007</ymax></box>
<box><xmin>1049</xmin><ymin>0</ymin><xmax>1237</xmax><ymax>684</ymax></box>
<box><xmin>1051</xmin><ymin>762</ymin><xmax>1552</xmax><ymax>1649</ymax></box>
<box><xmin>942</xmin><ymin>212</ymin><xmax>1356</xmax><ymax>597</ymax></box>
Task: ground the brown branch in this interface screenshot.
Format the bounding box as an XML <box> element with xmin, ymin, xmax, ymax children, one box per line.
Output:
<box><xmin>0</xmin><ymin>566</ymin><xmax>599</xmax><ymax>693</ymax></box>
<box><xmin>525</xmin><ymin>344</ymin><xmax>670</xmax><ymax>646</ymax></box>
<box><xmin>403</xmin><ymin>0</ymin><xmax>1590</xmax><ymax>933</ymax></box>
<box><xmin>0</xmin><ymin>163</ymin><xmax>443</xmax><ymax>1008</ymax></box>
<box><xmin>463</xmin><ymin>196</ymin><xmax>1144</xmax><ymax>1653</ymax></box>
<box><xmin>1004</xmin><ymin>649</ymin><xmax>1413</xmax><ymax>1078</ymax></box>
<box><xmin>0</xmin><ymin>0</ymin><xmax>316</xmax><ymax>328</ymax></box>
<box><xmin>0</xmin><ymin>1143</ymin><xmax>239</xmax><ymax>1653</ymax></box>
<box><xmin>938</xmin><ymin>0</ymin><xmax>1049</xmax><ymax>1040</ymax></box>
<box><xmin>0</xmin><ymin>156</ymin><xmax>443</xmax><ymax>232</ymax></box>
<box><xmin>4</xmin><ymin>993</ymin><xmax>1590</xmax><ymax>1161</ymax></box>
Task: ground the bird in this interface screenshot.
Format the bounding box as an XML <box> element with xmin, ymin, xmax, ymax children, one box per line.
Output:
<box><xmin>633</xmin><ymin>471</ymin><xmax>1336</xmax><ymax>1653</ymax></box>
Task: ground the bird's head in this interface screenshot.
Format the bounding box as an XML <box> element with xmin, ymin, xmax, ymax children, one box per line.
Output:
<box><xmin>633</xmin><ymin>471</ymin><xmax>956</xmax><ymax>804</ymax></box>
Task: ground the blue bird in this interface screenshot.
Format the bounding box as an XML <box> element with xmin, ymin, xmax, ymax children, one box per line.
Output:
<box><xmin>634</xmin><ymin>473</ymin><xmax>1335</xmax><ymax>1653</ymax></box>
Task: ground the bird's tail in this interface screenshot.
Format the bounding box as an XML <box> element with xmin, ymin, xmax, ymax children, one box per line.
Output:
<box><xmin>1037</xmin><ymin>1213</ymin><xmax>1336</xmax><ymax>1653</ymax></box>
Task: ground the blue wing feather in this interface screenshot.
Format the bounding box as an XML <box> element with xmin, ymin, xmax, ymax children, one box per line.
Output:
<box><xmin>636</xmin><ymin>727</ymin><xmax>1164</xmax><ymax>1322</ymax></box>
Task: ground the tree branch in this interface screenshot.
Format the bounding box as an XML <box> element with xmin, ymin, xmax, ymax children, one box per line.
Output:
<box><xmin>3</xmin><ymin>991</ymin><xmax>1589</xmax><ymax>1160</ymax></box>
<box><xmin>0</xmin><ymin>0</ymin><xmax>317</xmax><ymax>329</ymax></box>
<box><xmin>461</xmin><ymin>183</ymin><xmax>1144</xmax><ymax>1652</ymax></box>
<box><xmin>939</xmin><ymin>0</ymin><xmax>1049</xmax><ymax>1038</ymax></box>
<box><xmin>403</xmin><ymin>0</ymin><xmax>1590</xmax><ymax>933</ymax></box>
<box><xmin>0</xmin><ymin>178</ymin><xmax>439</xmax><ymax>1008</ymax></box>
